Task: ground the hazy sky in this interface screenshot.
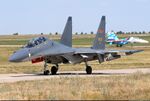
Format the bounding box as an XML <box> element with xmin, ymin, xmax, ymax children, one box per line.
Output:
<box><xmin>0</xmin><ymin>0</ymin><xmax>149</xmax><ymax>35</ymax></box>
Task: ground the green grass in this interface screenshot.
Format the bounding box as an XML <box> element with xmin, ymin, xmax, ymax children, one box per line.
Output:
<box><xmin>0</xmin><ymin>40</ymin><xmax>28</xmax><ymax>45</ymax></box>
<box><xmin>0</xmin><ymin>34</ymin><xmax>149</xmax><ymax>46</ymax></box>
<box><xmin>0</xmin><ymin>38</ymin><xmax>93</xmax><ymax>45</ymax></box>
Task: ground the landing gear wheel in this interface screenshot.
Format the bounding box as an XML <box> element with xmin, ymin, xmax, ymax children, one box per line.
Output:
<box><xmin>86</xmin><ymin>66</ymin><xmax>92</xmax><ymax>74</ymax></box>
<box><xmin>51</xmin><ymin>66</ymin><xmax>58</xmax><ymax>75</ymax></box>
<box><xmin>44</xmin><ymin>70</ymin><xmax>50</xmax><ymax>75</ymax></box>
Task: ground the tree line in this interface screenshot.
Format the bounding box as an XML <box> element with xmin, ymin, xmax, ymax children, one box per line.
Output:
<box><xmin>13</xmin><ymin>31</ymin><xmax>150</xmax><ymax>35</ymax></box>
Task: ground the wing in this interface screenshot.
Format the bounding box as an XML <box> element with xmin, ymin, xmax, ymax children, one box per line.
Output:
<box><xmin>104</xmin><ymin>49</ymin><xmax>143</xmax><ymax>55</ymax></box>
<box><xmin>98</xmin><ymin>49</ymin><xmax>143</xmax><ymax>62</ymax></box>
<box><xmin>73</xmin><ymin>48</ymin><xmax>143</xmax><ymax>63</ymax></box>
<box><xmin>128</xmin><ymin>37</ymin><xmax>149</xmax><ymax>43</ymax></box>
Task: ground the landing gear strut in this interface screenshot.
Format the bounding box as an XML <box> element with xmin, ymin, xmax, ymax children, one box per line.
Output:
<box><xmin>51</xmin><ymin>64</ymin><xmax>58</xmax><ymax>75</ymax></box>
<box><xmin>43</xmin><ymin>62</ymin><xmax>50</xmax><ymax>75</ymax></box>
<box><xmin>85</xmin><ymin>60</ymin><xmax>92</xmax><ymax>74</ymax></box>
<box><xmin>43</xmin><ymin>62</ymin><xmax>59</xmax><ymax>75</ymax></box>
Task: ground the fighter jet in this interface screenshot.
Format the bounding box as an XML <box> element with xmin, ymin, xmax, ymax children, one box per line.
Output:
<box><xmin>107</xmin><ymin>31</ymin><xmax>149</xmax><ymax>47</ymax></box>
<box><xmin>9</xmin><ymin>16</ymin><xmax>143</xmax><ymax>75</ymax></box>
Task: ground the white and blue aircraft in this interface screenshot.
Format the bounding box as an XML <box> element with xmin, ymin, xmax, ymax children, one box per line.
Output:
<box><xmin>107</xmin><ymin>31</ymin><xmax>149</xmax><ymax>47</ymax></box>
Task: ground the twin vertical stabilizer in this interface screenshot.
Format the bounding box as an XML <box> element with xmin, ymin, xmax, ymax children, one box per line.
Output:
<box><xmin>92</xmin><ymin>16</ymin><xmax>106</xmax><ymax>50</ymax></box>
<box><xmin>60</xmin><ymin>16</ymin><xmax>106</xmax><ymax>50</ymax></box>
<box><xmin>60</xmin><ymin>16</ymin><xmax>72</xmax><ymax>47</ymax></box>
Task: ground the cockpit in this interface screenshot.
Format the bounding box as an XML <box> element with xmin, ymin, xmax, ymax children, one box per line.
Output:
<box><xmin>24</xmin><ymin>36</ymin><xmax>48</xmax><ymax>48</ymax></box>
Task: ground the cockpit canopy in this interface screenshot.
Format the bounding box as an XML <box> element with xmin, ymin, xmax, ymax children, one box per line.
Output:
<box><xmin>25</xmin><ymin>36</ymin><xmax>48</xmax><ymax>48</ymax></box>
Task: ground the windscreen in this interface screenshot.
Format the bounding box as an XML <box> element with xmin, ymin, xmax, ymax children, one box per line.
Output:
<box><xmin>25</xmin><ymin>36</ymin><xmax>47</xmax><ymax>48</ymax></box>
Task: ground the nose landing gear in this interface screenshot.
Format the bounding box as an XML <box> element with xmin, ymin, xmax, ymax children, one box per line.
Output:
<box><xmin>43</xmin><ymin>62</ymin><xmax>59</xmax><ymax>75</ymax></box>
<box><xmin>43</xmin><ymin>62</ymin><xmax>50</xmax><ymax>75</ymax></box>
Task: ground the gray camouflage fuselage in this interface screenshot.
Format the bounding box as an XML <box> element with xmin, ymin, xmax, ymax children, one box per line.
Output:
<box><xmin>9</xmin><ymin>16</ymin><xmax>143</xmax><ymax>70</ymax></box>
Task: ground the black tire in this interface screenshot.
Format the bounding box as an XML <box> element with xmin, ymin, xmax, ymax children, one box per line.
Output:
<box><xmin>44</xmin><ymin>70</ymin><xmax>50</xmax><ymax>75</ymax></box>
<box><xmin>51</xmin><ymin>66</ymin><xmax>58</xmax><ymax>75</ymax></box>
<box><xmin>86</xmin><ymin>66</ymin><xmax>92</xmax><ymax>74</ymax></box>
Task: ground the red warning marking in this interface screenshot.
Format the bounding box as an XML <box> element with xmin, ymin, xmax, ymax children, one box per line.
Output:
<box><xmin>32</xmin><ymin>57</ymin><xmax>44</xmax><ymax>63</ymax></box>
<box><xmin>98</xmin><ymin>28</ymin><xmax>104</xmax><ymax>33</ymax></box>
<box><xmin>98</xmin><ymin>38</ymin><xmax>102</xmax><ymax>41</ymax></box>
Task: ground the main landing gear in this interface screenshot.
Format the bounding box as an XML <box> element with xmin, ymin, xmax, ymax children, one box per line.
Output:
<box><xmin>43</xmin><ymin>61</ymin><xmax>92</xmax><ymax>75</ymax></box>
<box><xmin>85</xmin><ymin>61</ymin><xmax>92</xmax><ymax>74</ymax></box>
<box><xmin>51</xmin><ymin>65</ymin><xmax>58</xmax><ymax>75</ymax></box>
<box><xmin>43</xmin><ymin>62</ymin><xmax>58</xmax><ymax>75</ymax></box>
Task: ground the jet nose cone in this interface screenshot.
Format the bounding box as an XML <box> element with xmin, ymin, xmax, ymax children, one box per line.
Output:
<box><xmin>9</xmin><ymin>48</ymin><xmax>29</xmax><ymax>62</ymax></box>
<box><xmin>9</xmin><ymin>55</ymin><xmax>17</xmax><ymax>62</ymax></box>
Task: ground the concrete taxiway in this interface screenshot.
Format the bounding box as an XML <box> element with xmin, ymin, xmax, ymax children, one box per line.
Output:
<box><xmin>0</xmin><ymin>68</ymin><xmax>150</xmax><ymax>83</ymax></box>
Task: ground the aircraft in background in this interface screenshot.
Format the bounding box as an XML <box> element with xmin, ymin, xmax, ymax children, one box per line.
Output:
<box><xmin>107</xmin><ymin>31</ymin><xmax>149</xmax><ymax>47</ymax></box>
<box><xmin>9</xmin><ymin>16</ymin><xmax>143</xmax><ymax>75</ymax></box>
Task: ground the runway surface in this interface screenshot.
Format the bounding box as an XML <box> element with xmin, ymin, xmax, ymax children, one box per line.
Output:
<box><xmin>0</xmin><ymin>68</ymin><xmax>150</xmax><ymax>83</ymax></box>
